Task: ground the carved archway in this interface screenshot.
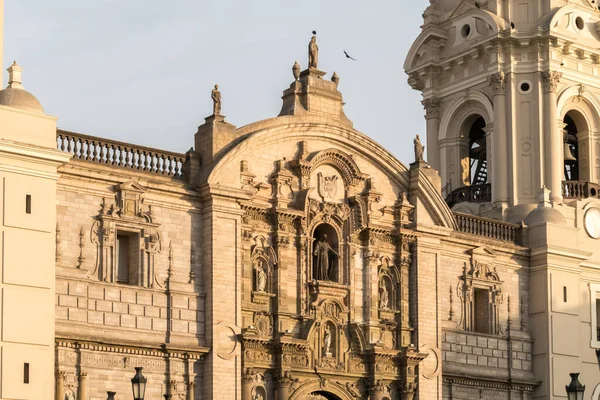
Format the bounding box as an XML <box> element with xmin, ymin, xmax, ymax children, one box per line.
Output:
<box><xmin>289</xmin><ymin>380</ymin><xmax>355</xmax><ymax>400</ymax></box>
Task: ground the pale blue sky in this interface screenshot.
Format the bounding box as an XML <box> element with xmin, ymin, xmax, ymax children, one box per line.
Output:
<box><xmin>5</xmin><ymin>1</ymin><xmax>428</xmax><ymax>165</ymax></box>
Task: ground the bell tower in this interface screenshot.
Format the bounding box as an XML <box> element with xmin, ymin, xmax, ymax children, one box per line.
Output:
<box><xmin>406</xmin><ymin>0</ymin><xmax>600</xmax><ymax>221</ymax></box>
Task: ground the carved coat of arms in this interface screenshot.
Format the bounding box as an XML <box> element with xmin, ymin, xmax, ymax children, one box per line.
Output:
<box><xmin>317</xmin><ymin>172</ymin><xmax>339</xmax><ymax>200</ymax></box>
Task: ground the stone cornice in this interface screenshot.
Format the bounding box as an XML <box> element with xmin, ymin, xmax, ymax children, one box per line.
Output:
<box><xmin>56</xmin><ymin>337</ymin><xmax>209</xmax><ymax>358</ymax></box>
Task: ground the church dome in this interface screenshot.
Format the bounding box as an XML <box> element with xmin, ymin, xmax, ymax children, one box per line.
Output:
<box><xmin>524</xmin><ymin>207</ymin><xmax>567</xmax><ymax>226</ymax></box>
<box><xmin>0</xmin><ymin>62</ymin><xmax>44</xmax><ymax>114</ymax></box>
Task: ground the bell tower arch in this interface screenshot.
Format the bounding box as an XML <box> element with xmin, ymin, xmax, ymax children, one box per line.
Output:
<box><xmin>406</xmin><ymin>0</ymin><xmax>600</xmax><ymax>220</ymax></box>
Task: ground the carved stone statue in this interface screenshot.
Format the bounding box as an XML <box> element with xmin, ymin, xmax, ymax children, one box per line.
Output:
<box><xmin>313</xmin><ymin>234</ymin><xmax>337</xmax><ymax>281</ymax></box>
<box><xmin>255</xmin><ymin>260</ymin><xmax>267</xmax><ymax>292</ymax></box>
<box><xmin>309</xmin><ymin>35</ymin><xmax>319</xmax><ymax>69</ymax></box>
<box><xmin>211</xmin><ymin>84</ymin><xmax>222</xmax><ymax>115</ymax></box>
<box><xmin>253</xmin><ymin>394</ymin><xmax>264</xmax><ymax>400</ymax></box>
<box><xmin>323</xmin><ymin>325</ymin><xmax>332</xmax><ymax>356</ymax></box>
<box><xmin>380</xmin><ymin>280</ymin><xmax>389</xmax><ymax>309</ymax></box>
<box><xmin>414</xmin><ymin>134</ymin><xmax>425</xmax><ymax>162</ymax></box>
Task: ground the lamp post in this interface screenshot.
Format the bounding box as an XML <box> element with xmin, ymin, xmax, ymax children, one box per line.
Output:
<box><xmin>566</xmin><ymin>373</ymin><xmax>585</xmax><ymax>400</ymax></box>
<box><xmin>131</xmin><ymin>367</ymin><xmax>147</xmax><ymax>400</ymax></box>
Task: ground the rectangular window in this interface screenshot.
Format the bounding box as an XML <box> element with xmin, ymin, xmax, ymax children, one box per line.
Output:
<box><xmin>473</xmin><ymin>288</ymin><xmax>490</xmax><ymax>334</ymax></box>
<box><xmin>590</xmin><ymin>283</ymin><xmax>600</xmax><ymax>348</ymax></box>
<box><xmin>23</xmin><ymin>363</ymin><xmax>29</xmax><ymax>384</ymax></box>
<box><xmin>564</xmin><ymin>286</ymin><xmax>568</xmax><ymax>303</ymax></box>
<box><xmin>116</xmin><ymin>231</ymin><xmax>140</xmax><ymax>285</ymax></box>
<box><xmin>25</xmin><ymin>195</ymin><xmax>31</xmax><ymax>214</ymax></box>
<box><xmin>116</xmin><ymin>233</ymin><xmax>130</xmax><ymax>283</ymax></box>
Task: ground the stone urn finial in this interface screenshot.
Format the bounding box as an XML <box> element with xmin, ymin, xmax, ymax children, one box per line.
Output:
<box><xmin>331</xmin><ymin>72</ymin><xmax>340</xmax><ymax>88</ymax></box>
<box><xmin>293</xmin><ymin>61</ymin><xmax>301</xmax><ymax>81</ymax></box>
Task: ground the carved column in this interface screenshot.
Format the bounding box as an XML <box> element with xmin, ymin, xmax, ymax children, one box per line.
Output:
<box><xmin>398</xmin><ymin>239</ymin><xmax>412</xmax><ymax>347</ymax></box>
<box><xmin>369</xmin><ymin>380</ymin><xmax>387</xmax><ymax>400</ymax></box>
<box><xmin>242</xmin><ymin>369</ymin><xmax>254</xmax><ymax>400</ymax></box>
<box><xmin>422</xmin><ymin>97</ymin><xmax>441</xmax><ymax>172</ymax></box>
<box><xmin>187</xmin><ymin>382</ymin><xmax>195</xmax><ymax>400</ymax></box>
<box><xmin>542</xmin><ymin>71</ymin><xmax>563</xmax><ymax>203</ymax></box>
<box><xmin>489</xmin><ymin>72</ymin><xmax>509</xmax><ymax>206</ymax></box>
<box><xmin>277</xmin><ymin>373</ymin><xmax>296</xmax><ymax>400</ymax></box>
<box><xmin>77</xmin><ymin>372</ymin><xmax>88</xmax><ymax>400</ymax></box>
<box><xmin>56</xmin><ymin>371</ymin><xmax>66</xmax><ymax>400</ymax></box>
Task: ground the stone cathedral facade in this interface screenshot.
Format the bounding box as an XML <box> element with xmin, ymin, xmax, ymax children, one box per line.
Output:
<box><xmin>2</xmin><ymin>0</ymin><xmax>600</xmax><ymax>400</ymax></box>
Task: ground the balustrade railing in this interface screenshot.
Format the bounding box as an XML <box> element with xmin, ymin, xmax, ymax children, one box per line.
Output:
<box><xmin>446</xmin><ymin>183</ymin><xmax>492</xmax><ymax>207</ymax></box>
<box><xmin>562</xmin><ymin>180</ymin><xmax>600</xmax><ymax>199</ymax></box>
<box><xmin>57</xmin><ymin>130</ymin><xmax>185</xmax><ymax>178</ymax></box>
<box><xmin>454</xmin><ymin>212</ymin><xmax>520</xmax><ymax>244</ymax></box>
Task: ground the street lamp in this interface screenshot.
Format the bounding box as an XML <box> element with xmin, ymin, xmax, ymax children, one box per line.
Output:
<box><xmin>131</xmin><ymin>367</ymin><xmax>147</xmax><ymax>400</ymax></box>
<box><xmin>565</xmin><ymin>373</ymin><xmax>585</xmax><ymax>400</ymax></box>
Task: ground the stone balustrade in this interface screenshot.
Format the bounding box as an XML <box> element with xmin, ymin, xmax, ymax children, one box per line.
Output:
<box><xmin>57</xmin><ymin>129</ymin><xmax>185</xmax><ymax>178</ymax></box>
<box><xmin>562</xmin><ymin>180</ymin><xmax>600</xmax><ymax>199</ymax></box>
<box><xmin>454</xmin><ymin>212</ymin><xmax>520</xmax><ymax>244</ymax></box>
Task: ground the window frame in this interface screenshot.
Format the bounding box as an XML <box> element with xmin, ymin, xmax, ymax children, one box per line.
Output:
<box><xmin>590</xmin><ymin>283</ymin><xmax>600</xmax><ymax>348</ymax></box>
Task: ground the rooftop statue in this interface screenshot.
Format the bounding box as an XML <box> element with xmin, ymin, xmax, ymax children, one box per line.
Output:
<box><xmin>211</xmin><ymin>84</ymin><xmax>222</xmax><ymax>116</ymax></box>
<box><xmin>309</xmin><ymin>33</ymin><xmax>319</xmax><ymax>69</ymax></box>
<box><xmin>414</xmin><ymin>134</ymin><xmax>425</xmax><ymax>162</ymax></box>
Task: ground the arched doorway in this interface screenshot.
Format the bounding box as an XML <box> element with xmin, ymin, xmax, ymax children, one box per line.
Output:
<box><xmin>305</xmin><ymin>391</ymin><xmax>341</xmax><ymax>400</ymax></box>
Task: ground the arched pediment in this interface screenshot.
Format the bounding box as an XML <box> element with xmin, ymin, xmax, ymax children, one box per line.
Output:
<box><xmin>404</xmin><ymin>27</ymin><xmax>447</xmax><ymax>71</ymax></box>
<box><xmin>308</xmin><ymin>148</ymin><xmax>367</xmax><ymax>187</ymax></box>
<box><xmin>289</xmin><ymin>380</ymin><xmax>356</xmax><ymax>400</ymax></box>
<box><xmin>557</xmin><ymin>85</ymin><xmax>600</xmax><ymax>131</ymax></box>
<box><xmin>439</xmin><ymin>91</ymin><xmax>494</xmax><ymax>141</ymax></box>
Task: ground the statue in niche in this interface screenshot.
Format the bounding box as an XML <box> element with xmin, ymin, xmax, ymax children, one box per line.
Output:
<box><xmin>211</xmin><ymin>84</ymin><xmax>222</xmax><ymax>115</ymax></box>
<box><xmin>254</xmin><ymin>259</ymin><xmax>267</xmax><ymax>292</ymax></box>
<box><xmin>414</xmin><ymin>134</ymin><xmax>425</xmax><ymax>162</ymax></box>
<box><xmin>309</xmin><ymin>34</ymin><xmax>319</xmax><ymax>69</ymax></box>
<box><xmin>323</xmin><ymin>324</ymin><xmax>332</xmax><ymax>356</ymax></box>
<box><xmin>379</xmin><ymin>280</ymin><xmax>389</xmax><ymax>310</ymax></box>
<box><xmin>253</xmin><ymin>394</ymin><xmax>264</xmax><ymax>400</ymax></box>
<box><xmin>313</xmin><ymin>234</ymin><xmax>337</xmax><ymax>281</ymax></box>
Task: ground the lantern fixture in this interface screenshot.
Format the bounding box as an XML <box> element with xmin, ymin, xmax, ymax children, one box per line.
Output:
<box><xmin>565</xmin><ymin>372</ymin><xmax>585</xmax><ymax>400</ymax></box>
<box><xmin>131</xmin><ymin>367</ymin><xmax>147</xmax><ymax>400</ymax></box>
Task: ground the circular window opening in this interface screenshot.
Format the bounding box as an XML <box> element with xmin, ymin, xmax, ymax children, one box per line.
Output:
<box><xmin>592</xmin><ymin>188</ymin><xmax>598</xmax><ymax>197</ymax></box>
<box><xmin>576</xmin><ymin>16</ymin><xmax>585</xmax><ymax>30</ymax></box>
<box><xmin>518</xmin><ymin>80</ymin><xmax>533</xmax><ymax>95</ymax></box>
<box><xmin>461</xmin><ymin>24</ymin><xmax>471</xmax><ymax>38</ymax></box>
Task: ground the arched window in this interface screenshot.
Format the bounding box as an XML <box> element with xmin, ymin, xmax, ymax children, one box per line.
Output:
<box><xmin>563</xmin><ymin>114</ymin><xmax>579</xmax><ymax>181</ymax></box>
<box><xmin>468</xmin><ymin>116</ymin><xmax>488</xmax><ymax>185</ymax></box>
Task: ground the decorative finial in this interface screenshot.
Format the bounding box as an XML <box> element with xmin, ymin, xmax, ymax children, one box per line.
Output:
<box><xmin>293</xmin><ymin>61</ymin><xmax>301</xmax><ymax>81</ymax></box>
<box><xmin>331</xmin><ymin>72</ymin><xmax>339</xmax><ymax>87</ymax></box>
<box><xmin>211</xmin><ymin>84</ymin><xmax>222</xmax><ymax>116</ymax></box>
<box><xmin>7</xmin><ymin>61</ymin><xmax>23</xmax><ymax>89</ymax></box>
<box><xmin>308</xmin><ymin>32</ymin><xmax>319</xmax><ymax>69</ymax></box>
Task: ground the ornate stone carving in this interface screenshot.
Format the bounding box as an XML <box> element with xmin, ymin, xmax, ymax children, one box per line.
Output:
<box><xmin>56</xmin><ymin>223</ymin><xmax>62</xmax><ymax>262</ymax></box>
<box><xmin>422</xmin><ymin>97</ymin><xmax>440</xmax><ymax>119</ymax></box>
<box><xmin>77</xmin><ymin>226</ymin><xmax>86</xmax><ymax>269</ymax></box>
<box><xmin>293</xmin><ymin>61</ymin><xmax>301</xmax><ymax>80</ymax></box>
<box><xmin>542</xmin><ymin>70</ymin><xmax>562</xmax><ymax>93</ymax></box>
<box><xmin>488</xmin><ymin>71</ymin><xmax>506</xmax><ymax>96</ymax></box>
<box><xmin>317</xmin><ymin>172</ymin><xmax>339</xmax><ymax>200</ymax></box>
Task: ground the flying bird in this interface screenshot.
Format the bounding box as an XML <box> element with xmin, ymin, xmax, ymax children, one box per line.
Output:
<box><xmin>344</xmin><ymin>50</ymin><xmax>357</xmax><ymax>61</ymax></box>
